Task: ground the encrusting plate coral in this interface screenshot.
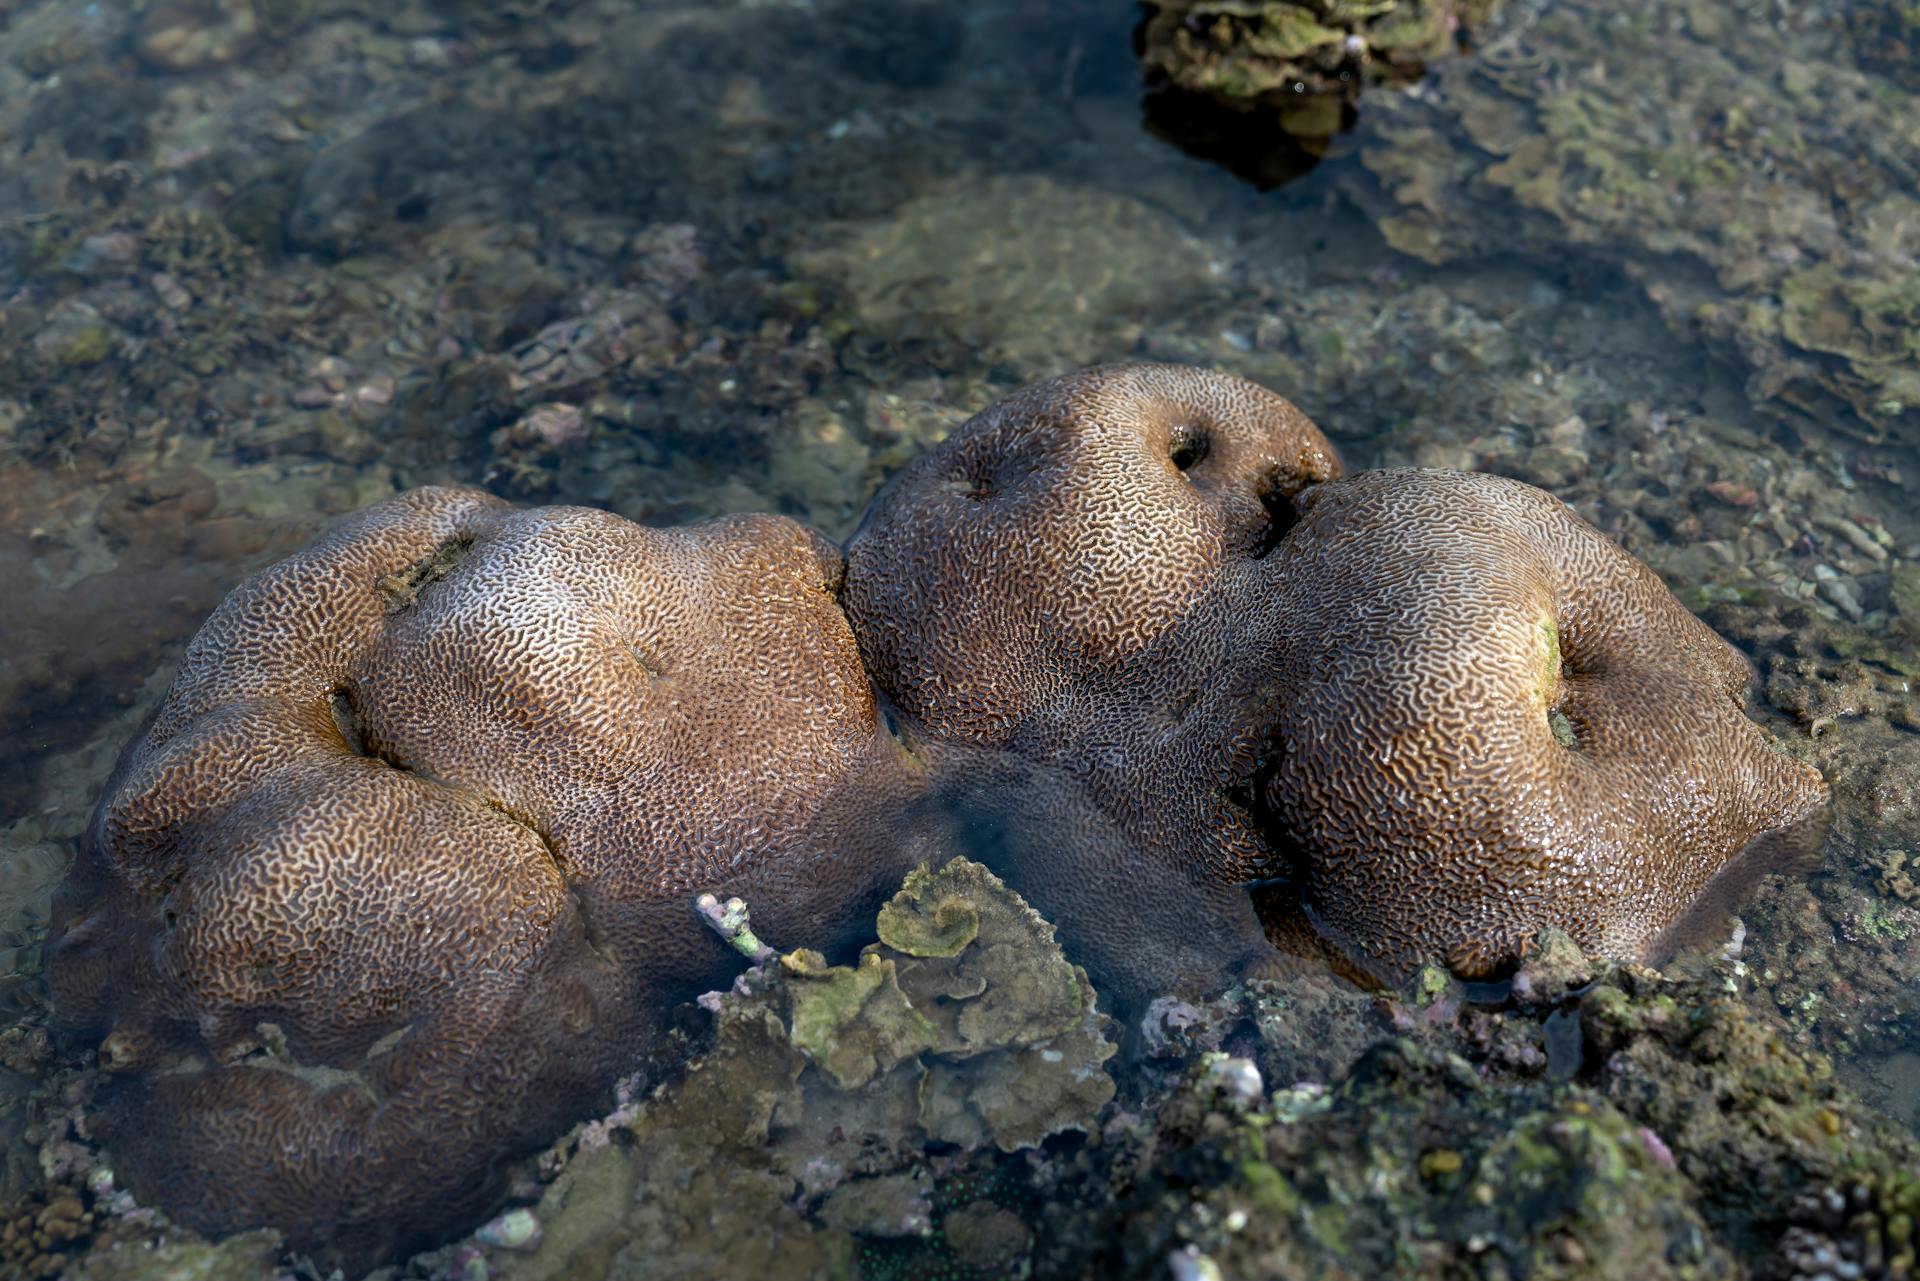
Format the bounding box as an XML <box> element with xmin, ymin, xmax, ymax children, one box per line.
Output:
<box><xmin>47</xmin><ymin>362</ymin><xmax>1826</xmax><ymax>1268</ymax></box>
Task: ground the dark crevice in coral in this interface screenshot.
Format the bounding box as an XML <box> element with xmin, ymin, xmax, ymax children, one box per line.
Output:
<box><xmin>1249</xmin><ymin>486</ymin><xmax>1300</xmax><ymax>559</ymax></box>
<box><xmin>479</xmin><ymin>795</ymin><xmax>576</xmax><ymax>876</ymax></box>
<box><xmin>567</xmin><ymin>881</ymin><xmax>618</xmax><ymax>967</ymax></box>
<box><xmin>626</xmin><ymin>644</ymin><xmax>666</xmax><ymax>678</ymax></box>
<box><xmin>375</xmin><ymin>535</ymin><xmax>474</xmax><ymax>613</ymax></box>
<box><xmin>479</xmin><ymin>797</ymin><xmax>619</xmax><ymax>962</ymax></box>
<box><xmin>330</xmin><ymin>689</ymin><xmax>369</xmax><ymax>757</ymax></box>
<box><xmin>1226</xmin><ymin>739</ymin><xmax>1295</xmax><ymax>883</ymax></box>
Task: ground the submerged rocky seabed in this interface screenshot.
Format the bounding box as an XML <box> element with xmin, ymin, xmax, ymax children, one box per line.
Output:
<box><xmin>0</xmin><ymin>0</ymin><xmax>1915</xmax><ymax>1277</ymax></box>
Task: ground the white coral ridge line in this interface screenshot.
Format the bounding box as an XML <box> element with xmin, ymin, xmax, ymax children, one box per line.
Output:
<box><xmin>695</xmin><ymin>891</ymin><xmax>775</xmax><ymax>963</ymax></box>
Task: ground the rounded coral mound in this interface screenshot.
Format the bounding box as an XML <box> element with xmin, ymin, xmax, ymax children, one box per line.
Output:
<box><xmin>49</xmin><ymin>486</ymin><xmax>916</xmax><ymax>1268</ymax></box>
<box><xmin>1257</xmin><ymin>468</ymin><xmax>1830</xmax><ymax>979</ymax></box>
<box><xmin>44</xmin><ymin>370</ymin><xmax>1833</xmax><ymax>1269</ymax></box>
<box><xmin>842</xmin><ymin>363</ymin><xmax>1343</xmax><ymax>995</ymax></box>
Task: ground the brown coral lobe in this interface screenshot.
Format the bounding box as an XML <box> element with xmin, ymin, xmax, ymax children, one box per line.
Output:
<box><xmin>1255</xmin><ymin>467</ymin><xmax>1830</xmax><ymax>980</ymax></box>
<box><xmin>50</xmin><ymin>486</ymin><xmax>919</xmax><ymax>1268</ymax></box>
<box><xmin>843</xmin><ymin>363</ymin><xmax>1344</xmax><ymax>999</ymax></box>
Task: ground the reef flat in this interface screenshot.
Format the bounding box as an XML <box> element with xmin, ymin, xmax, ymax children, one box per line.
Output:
<box><xmin>0</xmin><ymin>0</ymin><xmax>1915</xmax><ymax>1277</ymax></box>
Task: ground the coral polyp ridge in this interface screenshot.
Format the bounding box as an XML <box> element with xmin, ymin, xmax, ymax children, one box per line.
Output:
<box><xmin>45</xmin><ymin>362</ymin><xmax>1826</xmax><ymax>1268</ymax></box>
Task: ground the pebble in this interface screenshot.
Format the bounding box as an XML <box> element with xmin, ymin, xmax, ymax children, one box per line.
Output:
<box><xmin>1816</xmin><ymin>513</ymin><xmax>1890</xmax><ymax>561</ymax></box>
<box><xmin>354</xmin><ymin>378</ymin><xmax>396</xmax><ymax>406</ymax></box>
<box><xmin>1704</xmin><ymin>480</ymin><xmax>1758</xmax><ymax>507</ymax></box>
<box><xmin>1198</xmin><ymin>1054</ymin><xmax>1264</xmax><ymax>1109</ymax></box>
<box><xmin>150</xmin><ymin>273</ymin><xmax>192</xmax><ymax>310</ymax></box>
<box><xmin>136</xmin><ymin>0</ymin><xmax>259</xmax><ymax>72</ymax></box>
<box><xmin>1168</xmin><ymin>1246</ymin><xmax>1223</xmax><ymax>1281</ymax></box>
<box><xmin>474</xmin><ymin>1207</ymin><xmax>540</xmax><ymax>1251</ymax></box>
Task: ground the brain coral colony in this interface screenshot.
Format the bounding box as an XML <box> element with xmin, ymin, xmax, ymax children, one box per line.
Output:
<box><xmin>47</xmin><ymin>363</ymin><xmax>1826</xmax><ymax>1267</ymax></box>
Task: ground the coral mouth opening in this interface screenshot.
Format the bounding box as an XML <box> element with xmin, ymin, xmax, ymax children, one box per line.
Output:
<box><xmin>1169</xmin><ymin>430</ymin><xmax>1209</xmax><ymax>473</ymax></box>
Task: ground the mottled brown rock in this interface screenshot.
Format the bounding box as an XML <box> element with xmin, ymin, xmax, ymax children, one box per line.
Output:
<box><xmin>843</xmin><ymin>363</ymin><xmax>1343</xmax><ymax>997</ymax></box>
<box><xmin>50</xmin><ymin>486</ymin><xmax>918</xmax><ymax>1270</ymax></box>
<box><xmin>1259</xmin><ymin>468</ymin><xmax>1830</xmax><ymax>979</ymax></box>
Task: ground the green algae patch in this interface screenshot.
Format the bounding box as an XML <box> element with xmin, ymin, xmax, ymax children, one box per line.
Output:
<box><xmin>787</xmin><ymin>952</ymin><xmax>940</xmax><ymax>1091</ymax></box>
<box><xmin>63</xmin><ymin>1231</ymin><xmax>284</xmax><ymax>1281</ymax></box>
<box><xmin>56</xmin><ymin>325</ymin><xmax>113</xmax><ymax>367</ymax></box>
<box><xmin>1535</xmin><ymin>615</ymin><xmax>1562</xmax><ymax>706</ymax></box>
<box><xmin>1341</xmin><ymin>0</ymin><xmax>1920</xmax><ymax>442</ymax></box>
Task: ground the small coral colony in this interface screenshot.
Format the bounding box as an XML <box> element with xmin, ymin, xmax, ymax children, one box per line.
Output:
<box><xmin>47</xmin><ymin>363</ymin><xmax>1825</xmax><ymax>1264</ymax></box>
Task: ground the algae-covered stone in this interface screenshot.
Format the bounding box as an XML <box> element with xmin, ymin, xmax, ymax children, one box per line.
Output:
<box><xmin>56</xmin><ymin>326</ymin><xmax>112</xmax><ymax>368</ymax></box>
<box><xmin>879</xmin><ymin>857</ymin><xmax>1093</xmax><ymax>1058</ymax></box>
<box><xmin>876</xmin><ymin>863</ymin><xmax>983</xmax><ymax>957</ymax></box>
<box><xmin>1893</xmin><ymin>564</ymin><xmax>1920</xmax><ymax>628</ymax></box>
<box><xmin>496</xmin><ymin>858</ymin><xmax>1112</xmax><ymax>1281</ymax></box>
<box><xmin>494</xmin><ymin>998</ymin><xmax>843</xmax><ymax>1281</ymax></box>
<box><xmin>1137</xmin><ymin>0</ymin><xmax>1503</xmax><ymax>163</ymax></box>
<box><xmin>1087</xmin><ymin>959</ymin><xmax>1920</xmax><ymax>1279</ymax></box>
<box><xmin>1101</xmin><ymin>1038</ymin><xmax>1737</xmax><ymax>1279</ymax></box>
<box><xmin>787</xmin><ymin>175</ymin><xmax>1220</xmax><ymax>371</ymax></box>
<box><xmin>917</xmin><ymin>976</ymin><xmax>1117</xmax><ymax>1151</ymax></box>
<box><xmin>942</xmin><ymin>1201</ymin><xmax>1032</xmax><ymax>1271</ymax></box>
<box><xmin>1459</xmin><ymin>1104</ymin><xmax>1724</xmax><ymax>1279</ymax></box>
<box><xmin>1341</xmin><ymin>0</ymin><xmax>1920</xmax><ymax>441</ymax></box>
<box><xmin>1140</xmin><ymin>0</ymin><xmax>1499</xmax><ymax>104</ymax></box>
<box><xmin>816</xmin><ymin>1172</ymin><xmax>932</xmax><ymax>1238</ymax></box>
<box><xmin>63</xmin><ymin>1231</ymin><xmax>283</xmax><ymax>1281</ymax></box>
<box><xmin>495</xmin><ymin>1144</ymin><xmax>637</xmax><ymax>1281</ymax></box>
<box><xmin>1510</xmin><ymin>926</ymin><xmax>1593</xmax><ymax>1005</ymax></box>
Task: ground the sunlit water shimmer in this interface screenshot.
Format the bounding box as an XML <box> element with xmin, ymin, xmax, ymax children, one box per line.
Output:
<box><xmin>1</xmin><ymin>0</ymin><xmax>1917</xmax><ymax>1277</ymax></box>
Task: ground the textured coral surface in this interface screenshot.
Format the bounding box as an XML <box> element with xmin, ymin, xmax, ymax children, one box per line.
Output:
<box><xmin>843</xmin><ymin>363</ymin><xmax>1341</xmax><ymax>996</ymax></box>
<box><xmin>48</xmin><ymin>486</ymin><xmax>917</xmax><ymax>1268</ymax></box>
<box><xmin>42</xmin><ymin>367</ymin><xmax>1833</xmax><ymax>1273</ymax></box>
<box><xmin>1260</xmin><ymin>468</ymin><xmax>1831</xmax><ymax>977</ymax></box>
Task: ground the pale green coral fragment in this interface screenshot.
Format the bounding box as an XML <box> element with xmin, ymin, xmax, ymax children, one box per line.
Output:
<box><xmin>791</xmin><ymin>858</ymin><xmax>1117</xmax><ymax>1147</ymax></box>
<box><xmin>875</xmin><ymin>864</ymin><xmax>981</xmax><ymax>957</ymax></box>
<box><xmin>496</xmin><ymin>858</ymin><xmax>1116</xmax><ymax>1281</ymax></box>
<box><xmin>786</xmin><ymin>951</ymin><xmax>940</xmax><ymax>1090</ymax></box>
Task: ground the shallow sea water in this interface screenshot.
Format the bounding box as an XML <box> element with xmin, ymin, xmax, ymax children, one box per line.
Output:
<box><xmin>1</xmin><ymin>0</ymin><xmax>1918</xmax><ymax>1277</ymax></box>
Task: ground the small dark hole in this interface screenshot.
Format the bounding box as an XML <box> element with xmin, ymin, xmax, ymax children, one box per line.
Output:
<box><xmin>1169</xmin><ymin>433</ymin><xmax>1208</xmax><ymax>471</ymax></box>
<box><xmin>163</xmin><ymin>910</ymin><xmax>177</xmax><ymax>929</ymax></box>
<box><xmin>394</xmin><ymin>194</ymin><xmax>430</xmax><ymax>223</ymax></box>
